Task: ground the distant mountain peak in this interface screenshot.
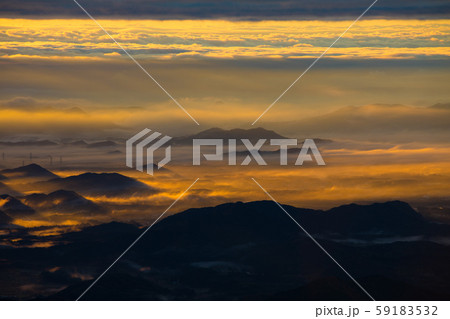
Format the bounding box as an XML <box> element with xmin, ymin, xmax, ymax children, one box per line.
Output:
<box><xmin>156</xmin><ymin>200</ymin><xmax>427</xmax><ymax>242</ymax></box>
<box><xmin>23</xmin><ymin>189</ymin><xmax>108</xmax><ymax>215</ymax></box>
<box><xmin>48</xmin><ymin>189</ymin><xmax>85</xmax><ymax>200</ymax></box>
<box><xmin>0</xmin><ymin>194</ymin><xmax>35</xmax><ymax>217</ymax></box>
<box><xmin>38</xmin><ymin>172</ymin><xmax>159</xmax><ymax>198</ymax></box>
<box><xmin>0</xmin><ymin>163</ymin><xmax>59</xmax><ymax>180</ymax></box>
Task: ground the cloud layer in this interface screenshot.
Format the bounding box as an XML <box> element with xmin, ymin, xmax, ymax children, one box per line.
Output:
<box><xmin>1</xmin><ymin>19</ymin><xmax>449</xmax><ymax>61</ymax></box>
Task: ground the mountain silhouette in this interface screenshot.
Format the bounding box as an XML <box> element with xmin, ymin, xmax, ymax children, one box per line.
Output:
<box><xmin>253</xmin><ymin>276</ymin><xmax>447</xmax><ymax>301</ymax></box>
<box><xmin>322</xmin><ymin>201</ymin><xmax>425</xmax><ymax>235</ymax></box>
<box><xmin>23</xmin><ymin>190</ymin><xmax>108</xmax><ymax>215</ymax></box>
<box><xmin>0</xmin><ymin>163</ymin><xmax>58</xmax><ymax>180</ymax></box>
<box><xmin>34</xmin><ymin>200</ymin><xmax>450</xmax><ymax>301</ymax></box>
<box><xmin>0</xmin><ymin>194</ymin><xmax>35</xmax><ymax>217</ymax></box>
<box><xmin>143</xmin><ymin>201</ymin><xmax>427</xmax><ymax>244</ymax></box>
<box><xmin>34</xmin><ymin>172</ymin><xmax>159</xmax><ymax>197</ymax></box>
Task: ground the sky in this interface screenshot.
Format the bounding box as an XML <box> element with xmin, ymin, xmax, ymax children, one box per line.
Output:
<box><xmin>0</xmin><ymin>17</ymin><xmax>449</xmax><ymax>137</ymax></box>
<box><xmin>0</xmin><ymin>0</ymin><xmax>449</xmax><ymax>225</ymax></box>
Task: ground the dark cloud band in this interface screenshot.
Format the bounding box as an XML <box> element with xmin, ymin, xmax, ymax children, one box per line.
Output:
<box><xmin>0</xmin><ymin>0</ymin><xmax>449</xmax><ymax>19</ymax></box>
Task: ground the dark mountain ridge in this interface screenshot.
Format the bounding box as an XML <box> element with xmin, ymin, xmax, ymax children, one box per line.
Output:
<box><xmin>23</xmin><ymin>190</ymin><xmax>108</xmax><ymax>215</ymax></box>
<box><xmin>146</xmin><ymin>200</ymin><xmax>428</xmax><ymax>246</ymax></box>
<box><xmin>34</xmin><ymin>172</ymin><xmax>159</xmax><ymax>197</ymax></box>
<box><xmin>0</xmin><ymin>194</ymin><xmax>35</xmax><ymax>217</ymax></box>
<box><xmin>33</xmin><ymin>200</ymin><xmax>450</xmax><ymax>301</ymax></box>
<box><xmin>0</xmin><ymin>163</ymin><xmax>58</xmax><ymax>180</ymax></box>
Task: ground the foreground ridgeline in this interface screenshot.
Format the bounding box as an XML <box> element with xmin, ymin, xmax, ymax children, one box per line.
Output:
<box><xmin>1</xmin><ymin>200</ymin><xmax>449</xmax><ymax>301</ymax></box>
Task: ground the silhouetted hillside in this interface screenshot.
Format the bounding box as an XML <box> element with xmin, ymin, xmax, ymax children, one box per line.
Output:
<box><xmin>23</xmin><ymin>190</ymin><xmax>108</xmax><ymax>215</ymax></box>
<box><xmin>33</xmin><ymin>173</ymin><xmax>159</xmax><ymax>197</ymax></box>
<box><xmin>38</xmin><ymin>200</ymin><xmax>450</xmax><ymax>301</ymax></box>
<box><xmin>1</xmin><ymin>200</ymin><xmax>449</xmax><ymax>301</ymax></box>
<box><xmin>0</xmin><ymin>194</ymin><xmax>35</xmax><ymax>217</ymax></box>
<box><xmin>0</xmin><ymin>164</ymin><xmax>58</xmax><ymax>180</ymax></box>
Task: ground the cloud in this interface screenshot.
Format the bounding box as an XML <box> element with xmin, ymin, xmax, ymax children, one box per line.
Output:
<box><xmin>2</xmin><ymin>96</ymin><xmax>38</xmax><ymax>109</ymax></box>
<box><xmin>267</xmin><ymin>104</ymin><xmax>450</xmax><ymax>143</ymax></box>
<box><xmin>1</xmin><ymin>19</ymin><xmax>449</xmax><ymax>61</ymax></box>
<box><xmin>0</xmin><ymin>0</ymin><xmax>449</xmax><ymax>19</ymax></box>
<box><xmin>0</xmin><ymin>96</ymin><xmax>87</xmax><ymax>110</ymax></box>
<box><xmin>0</xmin><ymin>54</ymin><xmax>449</xmax><ymax>139</ymax></box>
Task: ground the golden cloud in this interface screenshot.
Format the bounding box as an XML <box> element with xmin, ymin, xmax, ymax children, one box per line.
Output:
<box><xmin>1</xmin><ymin>18</ymin><xmax>449</xmax><ymax>60</ymax></box>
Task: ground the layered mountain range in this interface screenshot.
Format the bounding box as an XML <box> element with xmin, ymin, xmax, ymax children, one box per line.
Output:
<box><xmin>0</xmin><ymin>164</ymin><xmax>159</xmax><ymax>224</ymax></box>
<box><xmin>0</xmin><ymin>200</ymin><xmax>448</xmax><ymax>300</ymax></box>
